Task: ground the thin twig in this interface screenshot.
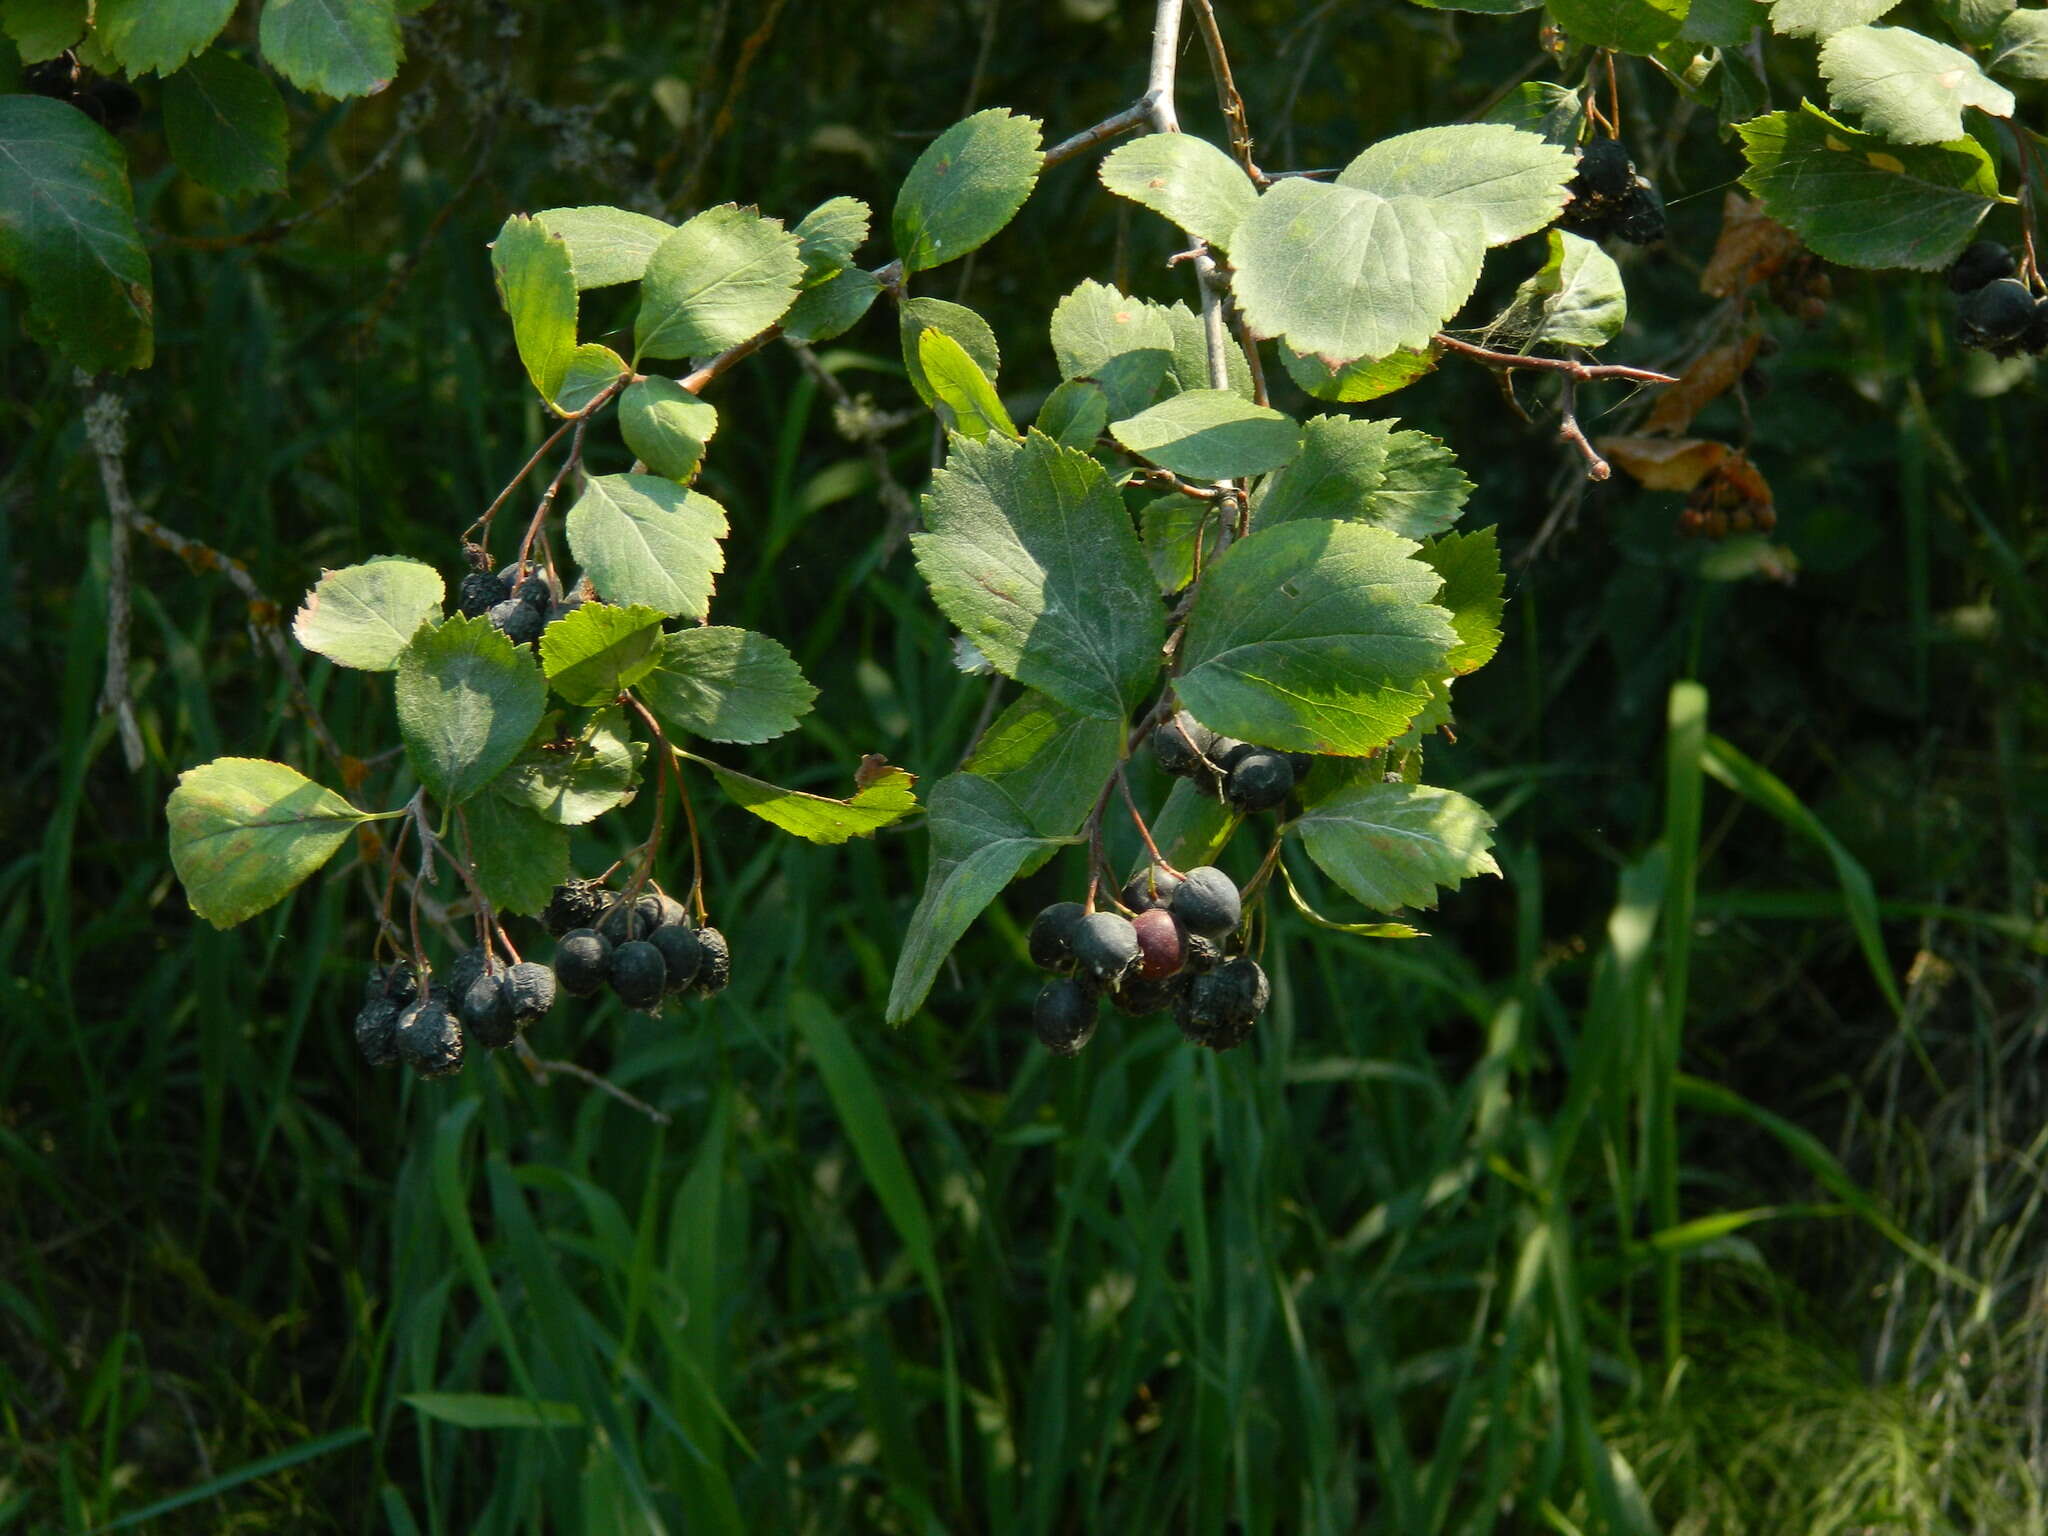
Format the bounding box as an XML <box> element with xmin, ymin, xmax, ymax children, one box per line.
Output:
<box><xmin>1147</xmin><ymin>0</ymin><xmax>1187</xmax><ymax>134</ymax></box>
<box><xmin>1186</xmin><ymin>0</ymin><xmax>1263</xmax><ymax>183</ymax></box>
<box><xmin>680</xmin><ymin>326</ymin><xmax>783</xmax><ymax>394</ymax></box>
<box><xmin>1556</xmin><ymin>376</ymin><xmax>1612</xmax><ymax>481</ymax></box>
<box><xmin>621</xmin><ymin>697</ymin><xmax>674</xmax><ymax>901</ymax></box>
<box><xmin>1434</xmin><ymin>332</ymin><xmax>1678</xmax><ymax>385</ymax></box>
<box><xmin>1043</xmin><ymin>101</ymin><xmax>1155</xmax><ymax>168</ymax></box>
<box><xmin>513</xmin><ymin>1039</ymin><xmax>672</xmax><ymax>1125</ymax></box>
<box><xmin>1115</xmin><ymin>765</ymin><xmax>1176</xmax><ymax>874</ymax></box>
<box><xmin>81</xmin><ymin>387</ymin><xmax>143</xmax><ymax>770</ymax></box>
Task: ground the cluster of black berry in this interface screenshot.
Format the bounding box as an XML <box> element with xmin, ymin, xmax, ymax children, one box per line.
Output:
<box><xmin>1151</xmin><ymin>710</ymin><xmax>1312</xmax><ymax>814</ymax></box>
<box><xmin>1027</xmin><ymin>864</ymin><xmax>1270</xmax><ymax>1055</ymax></box>
<box><xmin>457</xmin><ymin>560</ymin><xmax>587</xmax><ymax>647</ymax></box>
<box><xmin>353</xmin><ymin>945</ymin><xmax>558</xmax><ymax>1079</ymax></box>
<box><xmin>1558</xmin><ymin>139</ymin><xmax>1664</xmax><ymax>246</ymax></box>
<box><xmin>545</xmin><ymin>879</ymin><xmax>731</xmax><ymax>1015</ymax></box>
<box><xmin>1949</xmin><ymin>242</ymin><xmax>2048</xmax><ymax>356</ymax></box>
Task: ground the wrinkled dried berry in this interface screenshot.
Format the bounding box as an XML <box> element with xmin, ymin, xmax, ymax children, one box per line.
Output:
<box><xmin>1033</xmin><ymin>976</ymin><xmax>1099</xmax><ymax>1055</ymax></box>
<box><xmin>1948</xmin><ymin>240</ymin><xmax>2015</xmax><ymax>294</ymax></box>
<box><xmin>502</xmin><ymin>962</ymin><xmax>557</xmax><ymax>1027</ymax></box>
<box><xmin>554</xmin><ymin>928</ymin><xmax>612</xmax><ymax>997</ymax></box>
<box><xmin>1120</xmin><ymin>866</ymin><xmax>1184</xmax><ymax>913</ymax></box>
<box><xmin>1071</xmin><ymin>911</ymin><xmax>1141</xmax><ymax>984</ymax></box>
<box><xmin>1028</xmin><ymin>901</ymin><xmax>1087</xmax><ymax>973</ymax></box>
<box><xmin>1170</xmin><ymin>866</ymin><xmax>1242</xmax><ymax>941</ymax></box>
<box><xmin>515</xmin><ymin>576</ymin><xmax>553</xmax><ymax>610</ymax></box>
<box><xmin>1114</xmin><ymin>972</ymin><xmax>1187</xmax><ymax>1017</ymax></box>
<box><xmin>1131</xmin><ymin>907</ymin><xmax>1186</xmax><ymax>981</ymax></box>
<box><xmin>459</xmin><ymin>972</ymin><xmax>516</xmax><ymax>1049</ymax></box>
<box><xmin>366</xmin><ymin>960</ymin><xmax>419</xmax><ymax>1008</ymax></box>
<box><xmin>693</xmin><ymin>928</ymin><xmax>732</xmax><ymax>996</ymax></box>
<box><xmin>1615</xmin><ymin>180</ymin><xmax>1665</xmax><ymax>245</ymax></box>
<box><xmin>1151</xmin><ymin>711</ymin><xmax>1216</xmax><ymax>777</ymax></box>
<box><xmin>650</xmin><ymin>924</ymin><xmax>703</xmax><ymax>994</ymax></box>
<box><xmin>488</xmin><ymin>597</ymin><xmax>544</xmax><ymax>646</ymax></box>
<box><xmin>1226</xmin><ymin>749</ymin><xmax>1295</xmax><ymax>812</ymax></box>
<box><xmin>1574</xmin><ymin>138</ymin><xmax>1634</xmax><ymax>199</ymax></box>
<box><xmin>396</xmin><ymin>994</ymin><xmax>465</xmax><ymax>1077</ymax></box>
<box><xmin>448</xmin><ymin>945</ymin><xmax>491</xmax><ymax>1002</ymax></box>
<box><xmin>610</xmin><ymin>940</ymin><xmax>668</xmax><ymax>1011</ymax></box>
<box><xmin>1184</xmin><ymin>933</ymin><xmax>1225</xmax><ymax>973</ymax></box>
<box><xmin>458</xmin><ymin>570</ymin><xmax>510</xmax><ymax>617</ymax></box>
<box><xmin>1175</xmin><ymin>957</ymin><xmax>1269</xmax><ymax>1051</ymax></box>
<box><xmin>542</xmin><ymin>879</ymin><xmax>611</xmax><ymax>937</ymax></box>
<box><xmin>353</xmin><ymin>995</ymin><xmax>403</xmax><ymax>1067</ymax></box>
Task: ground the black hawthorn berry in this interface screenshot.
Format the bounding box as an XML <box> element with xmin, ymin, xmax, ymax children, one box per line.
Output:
<box><xmin>543</xmin><ymin>879</ymin><xmax>612</xmax><ymax>937</ymax></box>
<box><xmin>515</xmin><ymin>577</ymin><xmax>553</xmax><ymax>610</ymax></box>
<box><xmin>1959</xmin><ymin>279</ymin><xmax>2036</xmax><ymax>347</ymax></box>
<box><xmin>1188</xmin><ymin>737</ymin><xmax>1246</xmax><ymax>799</ymax></box>
<box><xmin>692</xmin><ymin>928</ymin><xmax>732</xmax><ymax>996</ymax></box>
<box><xmin>650</xmin><ymin>924</ymin><xmax>703</xmax><ymax>994</ymax></box>
<box><xmin>458</xmin><ymin>570</ymin><xmax>510</xmax><ymax>617</ymax></box>
<box><xmin>1131</xmin><ymin>907</ymin><xmax>1187</xmax><ymax>980</ymax></box>
<box><xmin>1170</xmin><ymin>866</ymin><xmax>1242</xmax><ymax>940</ymax></box>
<box><xmin>2025</xmin><ymin>298</ymin><xmax>2048</xmax><ymax>355</ymax></box>
<box><xmin>1119</xmin><ymin>866</ymin><xmax>1184</xmax><ymax>913</ymax></box>
<box><xmin>1575</xmin><ymin>138</ymin><xmax>1634</xmax><ymax>200</ymax></box>
<box><xmin>1175</xmin><ymin>957</ymin><xmax>1270</xmax><ymax>1051</ymax></box>
<box><xmin>1213</xmin><ymin>740</ymin><xmax>1256</xmax><ymax>773</ymax></box>
<box><xmin>1071</xmin><ymin>911</ymin><xmax>1141</xmax><ymax>984</ymax></box>
<box><xmin>1226</xmin><ymin>749</ymin><xmax>1295</xmax><ymax>812</ymax></box>
<box><xmin>353</xmin><ymin>995</ymin><xmax>403</xmax><ymax>1067</ymax></box>
<box><xmin>1948</xmin><ymin>240</ymin><xmax>2015</xmax><ymax>294</ymax></box>
<box><xmin>396</xmin><ymin>994</ymin><xmax>465</xmax><ymax>1077</ymax></box>
<box><xmin>1032</xmin><ymin>976</ymin><xmax>1099</xmax><ymax>1055</ymax></box>
<box><xmin>598</xmin><ymin>893</ymin><xmax>666</xmax><ymax>945</ymax></box>
<box><xmin>502</xmin><ymin>962</ymin><xmax>557</xmax><ymax>1028</ymax></box>
<box><xmin>1615</xmin><ymin>180</ymin><xmax>1665</xmax><ymax>245</ymax></box>
<box><xmin>366</xmin><ymin>960</ymin><xmax>419</xmax><ymax>1007</ymax></box>
<box><xmin>459</xmin><ymin>972</ymin><xmax>517</xmax><ymax>1049</ymax></box>
<box><xmin>1286</xmin><ymin>752</ymin><xmax>1316</xmax><ymax>784</ymax></box>
<box><xmin>554</xmin><ymin>928</ymin><xmax>612</xmax><ymax>997</ymax></box>
<box><xmin>1150</xmin><ymin>711</ymin><xmax>1216</xmax><ymax>777</ymax></box>
<box><xmin>1112</xmin><ymin>971</ymin><xmax>1186</xmax><ymax>1017</ymax></box>
<box><xmin>610</xmin><ymin>940</ymin><xmax>667</xmax><ymax>1010</ymax></box>
<box><xmin>448</xmin><ymin>945</ymin><xmax>491</xmax><ymax>1001</ymax></box>
<box><xmin>650</xmin><ymin>892</ymin><xmax>688</xmax><ymax>930</ymax></box>
<box><xmin>488</xmin><ymin>597</ymin><xmax>544</xmax><ymax>646</ymax></box>
<box><xmin>1027</xmin><ymin>901</ymin><xmax>1087</xmax><ymax>972</ymax></box>
<box><xmin>1183</xmin><ymin>933</ymin><xmax>1225</xmax><ymax>973</ymax></box>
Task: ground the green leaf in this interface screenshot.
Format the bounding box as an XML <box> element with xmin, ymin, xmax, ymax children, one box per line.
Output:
<box><xmin>634</xmin><ymin>203</ymin><xmax>803</xmax><ymax>362</ymax></box>
<box><xmin>1737</xmin><ymin>101</ymin><xmax>1998</xmax><ymax>269</ymax></box>
<box><xmin>1232</xmin><ymin>178</ymin><xmax>1483</xmax><ymax>365</ymax></box>
<box><xmin>1483</xmin><ymin>82</ymin><xmax>1586</xmax><ymax>144</ymax></box>
<box><xmin>2</xmin><ymin>0</ymin><xmax>87</xmax><ymax>62</ymax></box>
<box><xmin>961</xmin><ymin>689</ymin><xmax>1122</xmax><ymax>837</ymax></box>
<box><xmin>1177</xmin><ymin>519</ymin><xmax>1455</xmax><ymax>753</ymax></box>
<box><xmin>491</xmin><ymin>214</ymin><xmax>579</xmax><ymax>403</ymax></box>
<box><xmin>162</xmin><ymin>49</ymin><xmax>289</xmax><ymax>198</ymax></box>
<box><xmin>1048</xmin><ymin>279</ymin><xmax>1176</xmax><ymax>417</ymax></box>
<box><xmin>394</xmin><ymin>616</ymin><xmax>548</xmax><ymax>806</ymax></box>
<box><xmin>885</xmin><ymin>772</ymin><xmax>1058</xmax><ymax>1022</ymax></box>
<box><xmin>0</xmin><ymin>97</ymin><xmax>153</xmax><ymax>372</ymax></box>
<box><xmin>94</xmin><ymin>0</ymin><xmax>235</xmax><ymax>75</ymax></box>
<box><xmin>1291</xmin><ymin>780</ymin><xmax>1499</xmax><ymax>912</ymax></box>
<box><xmin>1035</xmin><ymin>378</ymin><xmax>1109</xmax><ymax>450</ymax></box>
<box><xmin>1548</xmin><ymin>0</ymin><xmax>1690</xmax><ymax>50</ymax></box>
<box><xmin>892</xmin><ymin>107</ymin><xmax>1044</xmax><ymax>272</ymax></box>
<box><xmin>619</xmin><ymin>376</ymin><xmax>717</xmax><ymax>481</ymax></box>
<box><xmin>1158</xmin><ymin>298</ymin><xmax>1258</xmax><ymax>402</ymax></box>
<box><xmin>641</xmin><ymin>626</ymin><xmax>818</xmax><ymax>744</ymax></box>
<box><xmin>1277</xmin><ymin>859</ymin><xmax>1426</xmax><ymax>938</ymax></box>
<box><xmin>494</xmin><ymin>706</ymin><xmax>644</xmax><ymax>827</ymax></box>
<box><xmin>167</xmin><ymin>758</ymin><xmax>371</xmax><ymax>929</ymax></box>
<box><xmin>1770</xmin><ymin>0</ymin><xmax>1898</xmax><ymax>37</ymax></box>
<box><xmin>551</xmin><ymin>343</ymin><xmax>626</xmax><ymax>416</ymax></box>
<box><xmin>1097</xmin><ymin>132</ymin><xmax>1258</xmax><ymax>251</ymax></box>
<box><xmin>1109</xmin><ymin>390</ymin><xmax>1300</xmax><ymax>480</ymax></box>
<box><xmin>900</xmin><ymin>296</ymin><xmax>1000</xmax><ymax>407</ymax></box>
<box><xmin>1488</xmin><ymin>229</ymin><xmax>1627</xmax><ymax>349</ymax></box>
<box><xmin>911</xmin><ymin>430</ymin><xmax>1165</xmax><ymax>719</ymax></box>
<box><xmin>534</xmin><ymin>205</ymin><xmax>675</xmax><ymax>289</ymax></box>
<box><xmin>1251</xmin><ymin>417</ymin><xmax>1472</xmax><ymax>541</ymax></box>
<box><xmin>290</xmin><ymin>556</ymin><xmax>444</xmax><ymax>672</ymax></box>
<box><xmin>1148</xmin><ymin>777</ymin><xmax>1235</xmax><ymax>870</ymax></box>
<box><xmin>1820</xmin><ymin>26</ymin><xmax>2014</xmax><ymax>144</ymax></box>
<box><xmin>792</xmin><ymin>194</ymin><xmax>870</xmax><ymax>282</ymax></box>
<box><xmin>403</xmin><ymin>1393</ymin><xmax>584</xmax><ymax>1431</ymax></box>
<box><xmin>564</xmin><ymin>473</ymin><xmax>728</xmax><ymax>620</ymax></box>
<box><xmin>1280</xmin><ymin>343</ymin><xmax>1440</xmax><ymax>403</ymax></box>
<box><xmin>1141</xmin><ymin>493</ymin><xmax>1218</xmax><ymax>594</ymax></box>
<box><xmin>1338</xmin><ymin>124</ymin><xmax>1577</xmax><ymax>246</ymax></box>
<box><xmin>460</xmin><ymin>794</ymin><xmax>569</xmax><ymax>916</ymax></box>
<box><xmin>783</xmin><ymin>266</ymin><xmax>881</xmax><ymax>343</ymax></box>
<box><xmin>538</xmin><ymin>601</ymin><xmax>664</xmax><ymax>705</ymax></box>
<box><xmin>258</xmin><ymin>0</ymin><xmax>399</xmax><ymax>98</ymax></box>
<box><xmin>1685</xmin><ymin>0</ymin><xmax>1771</xmax><ymax>43</ymax></box>
<box><xmin>1418</xmin><ymin>526</ymin><xmax>1505</xmax><ymax>675</ymax></box>
<box><xmin>1991</xmin><ymin>8</ymin><xmax>2048</xmax><ymax>75</ymax></box>
<box><xmin>1936</xmin><ymin>0</ymin><xmax>2015</xmax><ymax>45</ymax></box>
<box><xmin>918</xmin><ymin>326</ymin><xmax>1019</xmax><ymax>439</ymax></box>
<box><xmin>702</xmin><ymin>757</ymin><xmax>919</xmax><ymax>843</ymax></box>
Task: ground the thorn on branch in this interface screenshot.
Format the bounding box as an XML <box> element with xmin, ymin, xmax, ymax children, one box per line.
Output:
<box><xmin>1434</xmin><ymin>332</ymin><xmax>1678</xmax><ymax>386</ymax></box>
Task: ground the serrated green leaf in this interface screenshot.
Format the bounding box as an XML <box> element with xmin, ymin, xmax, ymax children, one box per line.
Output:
<box><xmin>619</xmin><ymin>376</ymin><xmax>717</xmax><ymax>481</ymax></box>
<box><xmin>551</xmin><ymin>343</ymin><xmax>626</xmax><ymax>415</ymax></box>
<box><xmin>702</xmin><ymin>758</ymin><xmax>919</xmax><ymax>843</ymax></box>
<box><xmin>494</xmin><ymin>706</ymin><xmax>644</xmax><ymax>826</ymax></box>
<box><xmin>0</xmin><ymin>97</ymin><xmax>153</xmax><ymax>372</ymax></box>
<box><xmin>792</xmin><ymin>194</ymin><xmax>870</xmax><ymax>282</ymax></box>
<box><xmin>900</xmin><ymin>296</ymin><xmax>999</xmax><ymax>407</ymax></box>
<box><xmin>1280</xmin><ymin>343</ymin><xmax>1440</xmax><ymax>402</ymax></box>
<box><xmin>162</xmin><ymin>49</ymin><xmax>289</xmax><ymax>198</ymax></box>
<box><xmin>1252</xmin><ymin>417</ymin><xmax>1472</xmax><ymax>541</ymax></box>
<box><xmin>911</xmin><ymin>430</ymin><xmax>1164</xmax><ymax>719</ymax></box>
<box><xmin>564</xmin><ymin>473</ymin><xmax>728</xmax><ymax>620</ymax></box>
<box><xmin>1098</xmin><ymin>132</ymin><xmax>1258</xmax><ymax>251</ymax></box>
<box><xmin>918</xmin><ymin>326</ymin><xmax>1019</xmax><ymax>439</ymax></box>
<box><xmin>94</xmin><ymin>0</ymin><xmax>235</xmax><ymax>75</ymax></box>
<box><xmin>492</xmin><ymin>214</ymin><xmax>578</xmax><ymax>403</ymax></box>
<box><xmin>1991</xmin><ymin>8</ymin><xmax>2048</xmax><ymax>74</ymax></box>
<box><xmin>258</xmin><ymin>0</ymin><xmax>399</xmax><ymax>98</ymax></box>
<box><xmin>538</xmin><ymin>601</ymin><xmax>664</xmax><ymax>704</ymax></box>
<box><xmin>1157</xmin><ymin>298</ymin><xmax>1258</xmax><ymax>401</ymax></box>
<box><xmin>2</xmin><ymin>0</ymin><xmax>87</xmax><ymax>62</ymax></box>
<box><xmin>642</xmin><ymin>626</ymin><xmax>818</xmax><ymax>744</ymax></box>
<box><xmin>886</xmin><ymin>773</ymin><xmax>1057</xmax><ymax>1023</ymax></box>
<box><xmin>1549</xmin><ymin>0</ymin><xmax>1690</xmax><ymax>50</ymax></box>
<box><xmin>962</xmin><ymin>690</ymin><xmax>1121</xmax><ymax>837</ymax></box>
<box><xmin>1488</xmin><ymin>229</ymin><xmax>1627</xmax><ymax>349</ymax></box>
<box><xmin>461</xmin><ymin>794</ymin><xmax>569</xmax><ymax>916</ymax></box>
<box><xmin>1338</xmin><ymin>124</ymin><xmax>1577</xmax><ymax>246</ymax></box>
<box><xmin>1419</xmin><ymin>526</ymin><xmax>1505</xmax><ymax>675</ymax></box>
<box><xmin>634</xmin><ymin>203</ymin><xmax>803</xmax><ymax>362</ymax></box>
<box><xmin>892</xmin><ymin>107</ymin><xmax>1044</xmax><ymax>272</ymax></box>
<box><xmin>403</xmin><ymin>1393</ymin><xmax>584</xmax><ymax>1431</ymax></box>
<box><xmin>1292</xmin><ymin>780</ymin><xmax>1499</xmax><ymax>912</ymax></box>
<box><xmin>1685</xmin><ymin>0</ymin><xmax>1771</xmax><ymax>42</ymax></box>
<box><xmin>784</xmin><ymin>266</ymin><xmax>881</xmax><ymax>343</ymax></box>
<box><xmin>1483</xmin><ymin>82</ymin><xmax>1586</xmax><ymax>143</ymax></box>
<box><xmin>1177</xmin><ymin>519</ymin><xmax>1455</xmax><ymax>753</ymax></box>
<box><xmin>167</xmin><ymin>757</ymin><xmax>371</xmax><ymax>929</ymax></box>
<box><xmin>291</xmin><ymin>556</ymin><xmax>444</xmax><ymax>672</ymax></box>
<box><xmin>534</xmin><ymin>205</ymin><xmax>675</xmax><ymax>289</ymax></box>
<box><xmin>1035</xmin><ymin>378</ymin><xmax>1109</xmax><ymax>450</ymax></box>
<box><xmin>1771</xmin><ymin>0</ymin><xmax>1898</xmax><ymax>37</ymax></box>
<box><xmin>1141</xmin><ymin>493</ymin><xmax>1219</xmax><ymax>594</ymax></box>
<box><xmin>395</xmin><ymin>616</ymin><xmax>548</xmax><ymax>806</ymax></box>
<box><xmin>1048</xmin><ymin>278</ymin><xmax>1175</xmax><ymax>418</ymax></box>
<box><xmin>1110</xmin><ymin>390</ymin><xmax>1300</xmax><ymax>480</ymax></box>
<box><xmin>1232</xmin><ymin>178</ymin><xmax>1484</xmax><ymax>365</ymax></box>
<box><xmin>1937</xmin><ymin>0</ymin><xmax>2015</xmax><ymax>45</ymax></box>
<box><xmin>1821</xmin><ymin>26</ymin><xmax>2013</xmax><ymax>144</ymax></box>
<box><xmin>1737</xmin><ymin>101</ymin><xmax>1998</xmax><ymax>269</ymax></box>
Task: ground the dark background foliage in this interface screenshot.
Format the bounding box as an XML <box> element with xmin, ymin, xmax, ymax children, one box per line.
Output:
<box><xmin>4</xmin><ymin>1</ymin><xmax>2045</xmax><ymax>1530</ymax></box>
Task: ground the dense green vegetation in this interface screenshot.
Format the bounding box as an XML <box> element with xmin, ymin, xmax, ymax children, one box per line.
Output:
<box><xmin>4</xmin><ymin>1</ymin><xmax>2047</xmax><ymax>1531</ymax></box>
